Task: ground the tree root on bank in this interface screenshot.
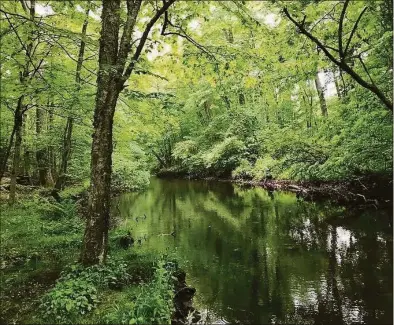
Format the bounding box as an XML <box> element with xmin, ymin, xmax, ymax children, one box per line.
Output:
<box><xmin>171</xmin><ymin>268</ymin><xmax>201</xmax><ymax>325</ymax></box>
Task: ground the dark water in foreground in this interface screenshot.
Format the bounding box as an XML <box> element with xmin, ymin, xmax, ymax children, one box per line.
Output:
<box><xmin>116</xmin><ymin>177</ymin><xmax>393</xmax><ymax>324</ymax></box>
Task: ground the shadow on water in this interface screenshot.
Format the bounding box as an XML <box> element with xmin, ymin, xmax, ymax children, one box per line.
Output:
<box><xmin>114</xmin><ymin>177</ymin><xmax>393</xmax><ymax>325</ymax></box>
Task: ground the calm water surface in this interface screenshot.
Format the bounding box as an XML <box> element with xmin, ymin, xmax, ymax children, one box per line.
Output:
<box><xmin>115</xmin><ymin>178</ymin><xmax>393</xmax><ymax>324</ymax></box>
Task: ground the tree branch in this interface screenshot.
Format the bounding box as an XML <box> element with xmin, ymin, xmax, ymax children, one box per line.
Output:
<box><xmin>338</xmin><ymin>0</ymin><xmax>350</xmax><ymax>57</ymax></box>
<box><xmin>161</xmin><ymin>9</ymin><xmax>216</xmax><ymax>60</ymax></box>
<box><xmin>283</xmin><ymin>7</ymin><xmax>392</xmax><ymax>111</ymax></box>
<box><xmin>344</xmin><ymin>6</ymin><xmax>368</xmax><ymax>56</ymax></box>
<box><xmin>121</xmin><ymin>0</ymin><xmax>176</xmax><ymax>83</ymax></box>
<box><xmin>283</xmin><ymin>8</ymin><xmax>341</xmax><ymax>66</ymax></box>
<box><xmin>117</xmin><ymin>0</ymin><xmax>142</xmax><ymax>73</ymax></box>
<box><xmin>358</xmin><ymin>55</ymin><xmax>375</xmax><ymax>86</ymax></box>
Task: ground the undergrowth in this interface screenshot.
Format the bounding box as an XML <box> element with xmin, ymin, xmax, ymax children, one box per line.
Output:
<box><xmin>1</xmin><ymin>186</ymin><xmax>179</xmax><ymax>325</ymax></box>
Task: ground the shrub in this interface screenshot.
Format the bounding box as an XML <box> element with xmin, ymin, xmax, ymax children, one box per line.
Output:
<box><xmin>202</xmin><ymin>136</ymin><xmax>245</xmax><ymax>176</ymax></box>
<box><xmin>112</xmin><ymin>158</ymin><xmax>150</xmax><ymax>192</ymax></box>
<box><xmin>232</xmin><ymin>159</ymin><xmax>253</xmax><ymax>180</ymax></box>
<box><xmin>40</xmin><ymin>278</ymin><xmax>98</xmax><ymax>324</ymax></box>
<box><xmin>40</xmin><ymin>260</ymin><xmax>131</xmax><ymax>324</ymax></box>
<box><xmin>103</xmin><ymin>260</ymin><xmax>174</xmax><ymax>325</ymax></box>
<box><xmin>112</xmin><ymin>143</ymin><xmax>151</xmax><ymax>192</ymax></box>
<box><xmin>252</xmin><ymin>156</ymin><xmax>278</xmax><ymax>180</ymax></box>
<box><xmin>39</xmin><ymin>199</ymin><xmax>77</xmax><ymax>221</ymax></box>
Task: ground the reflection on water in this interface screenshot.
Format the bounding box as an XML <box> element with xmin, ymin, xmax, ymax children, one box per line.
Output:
<box><xmin>114</xmin><ymin>178</ymin><xmax>393</xmax><ymax>324</ymax></box>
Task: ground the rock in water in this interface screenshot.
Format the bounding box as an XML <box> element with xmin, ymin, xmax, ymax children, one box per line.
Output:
<box><xmin>171</xmin><ymin>269</ymin><xmax>201</xmax><ymax>325</ymax></box>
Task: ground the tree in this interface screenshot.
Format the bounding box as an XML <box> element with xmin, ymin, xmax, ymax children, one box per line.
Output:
<box><xmin>2</xmin><ymin>0</ymin><xmax>38</xmax><ymax>203</ymax></box>
<box><xmin>81</xmin><ymin>0</ymin><xmax>176</xmax><ymax>265</ymax></box>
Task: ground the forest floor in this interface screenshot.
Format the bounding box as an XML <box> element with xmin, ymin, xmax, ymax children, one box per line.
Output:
<box><xmin>0</xmin><ymin>185</ymin><xmax>197</xmax><ymax>325</ymax></box>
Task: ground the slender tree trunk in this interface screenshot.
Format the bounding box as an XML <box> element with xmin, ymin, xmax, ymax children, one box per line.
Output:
<box><xmin>21</xmin><ymin>113</ymin><xmax>31</xmax><ymax>183</ymax></box>
<box><xmin>23</xmin><ymin>150</ymin><xmax>31</xmax><ymax>184</ymax></box>
<box><xmin>81</xmin><ymin>0</ymin><xmax>122</xmax><ymax>265</ymax></box>
<box><xmin>36</xmin><ymin>107</ymin><xmax>49</xmax><ymax>186</ymax></box>
<box><xmin>314</xmin><ymin>73</ymin><xmax>328</xmax><ymax>117</ymax></box>
<box><xmin>333</xmin><ymin>70</ymin><xmax>342</xmax><ymax>99</ymax></box>
<box><xmin>55</xmin><ymin>7</ymin><xmax>90</xmax><ymax>190</ymax></box>
<box><xmin>48</xmin><ymin>102</ymin><xmax>55</xmax><ymax>183</ymax></box>
<box><xmin>55</xmin><ymin>118</ymin><xmax>73</xmax><ymax>190</ymax></box>
<box><xmin>7</xmin><ymin>0</ymin><xmax>35</xmax><ymax>201</ymax></box>
<box><xmin>9</xmin><ymin>97</ymin><xmax>24</xmax><ymax>204</ymax></box>
<box><xmin>0</xmin><ymin>123</ymin><xmax>16</xmax><ymax>182</ymax></box>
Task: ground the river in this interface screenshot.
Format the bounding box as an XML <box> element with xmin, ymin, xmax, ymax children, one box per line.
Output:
<box><xmin>115</xmin><ymin>177</ymin><xmax>393</xmax><ymax>324</ymax></box>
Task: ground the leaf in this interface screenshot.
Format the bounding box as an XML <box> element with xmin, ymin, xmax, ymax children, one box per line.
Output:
<box><xmin>65</xmin><ymin>301</ymin><xmax>73</xmax><ymax>312</ymax></box>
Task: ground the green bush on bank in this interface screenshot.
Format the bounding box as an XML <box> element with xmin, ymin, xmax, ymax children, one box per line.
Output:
<box><xmin>166</xmin><ymin>102</ymin><xmax>392</xmax><ymax>182</ymax></box>
<box><xmin>39</xmin><ymin>260</ymin><xmax>130</xmax><ymax>324</ymax></box>
<box><xmin>103</xmin><ymin>260</ymin><xmax>175</xmax><ymax>325</ymax></box>
<box><xmin>112</xmin><ymin>142</ymin><xmax>151</xmax><ymax>192</ymax></box>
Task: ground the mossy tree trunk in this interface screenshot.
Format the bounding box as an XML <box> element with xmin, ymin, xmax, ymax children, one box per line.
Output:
<box><xmin>80</xmin><ymin>0</ymin><xmax>176</xmax><ymax>265</ymax></box>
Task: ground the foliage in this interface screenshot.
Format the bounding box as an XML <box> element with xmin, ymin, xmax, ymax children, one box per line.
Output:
<box><xmin>103</xmin><ymin>260</ymin><xmax>174</xmax><ymax>325</ymax></box>
<box><xmin>0</xmin><ymin>0</ymin><xmax>392</xmax><ymax>197</ymax></box>
<box><xmin>40</xmin><ymin>277</ymin><xmax>99</xmax><ymax>324</ymax></box>
<box><xmin>39</xmin><ymin>199</ymin><xmax>78</xmax><ymax>221</ymax></box>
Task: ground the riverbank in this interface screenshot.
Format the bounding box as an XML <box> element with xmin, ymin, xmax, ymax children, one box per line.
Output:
<box><xmin>0</xmin><ymin>186</ymin><xmax>198</xmax><ymax>325</ymax></box>
<box><xmin>156</xmin><ymin>170</ymin><xmax>393</xmax><ymax>207</ymax></box>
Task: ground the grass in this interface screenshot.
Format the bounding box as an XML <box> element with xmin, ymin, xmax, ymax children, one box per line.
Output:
<box><xmin>0</xmin><ymin>186</ymin><xmax>177</xmax><ymax>325</ymax></box>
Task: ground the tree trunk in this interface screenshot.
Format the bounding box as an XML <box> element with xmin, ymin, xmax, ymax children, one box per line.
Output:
<box><xmin>55</xmin><ymin>118</ymin><xmax>73</xmax><ymax>190</ymax></box>
<box><xmin>48</xmin><ymin>103</ymin><xmax>56</xmax><ymax>183</ymax></box>
<box><xmin>81</xmin><ymin>0</ymin><xmax>121</xmax><ymax>266</ymax></box>
<box><xmin>80</xmin><ymin>0</ymin><xmax>175</xmax><ymax>265</ymax></box>
<box><xmin>21</xmin><ymin>113</ymin><xmax>32</xmax><ymax>183</ymax></box>
<box><xmin>6</xmin><ymin>0</ymin><xmax>35</xmax><ymax>200</ymax></box>
<box><xmin>314</xmin><ymin>73</ymin><xmax>328</xmax><ymax>117</ymax></box>
<box><xmin>55</xmin><ymin>6</ymin><xmax>90</xmax><ymax>190</ymax></box>
<box><xmin>333</xmin><ymin>71</ymin><xmax>342</xmax><ymax>99</ymax></box>
<box><xmin>9</xmin><ymin>97</ymin><xmax>24</xmax><ymax>204</ymax></box>
<box><xmin>23</xmin><ymin>150</ymin><xmax>31</xmax><ymax>183</ymax></box>
<box><xmin>0</xmin><ymin>122</ymin><xmax>16</xmax><ymax>182</ymax></box>
<box><xmin>36</xmin><ymin>107</ymin><xmax>49</xmax><ymax>186</ymax></box>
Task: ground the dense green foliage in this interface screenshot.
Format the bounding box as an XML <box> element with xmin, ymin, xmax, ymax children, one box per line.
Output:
<box><xmin>146</xmin><ymin>2</ymin><xmax>393</xmax><ymax>181</ymax></box>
